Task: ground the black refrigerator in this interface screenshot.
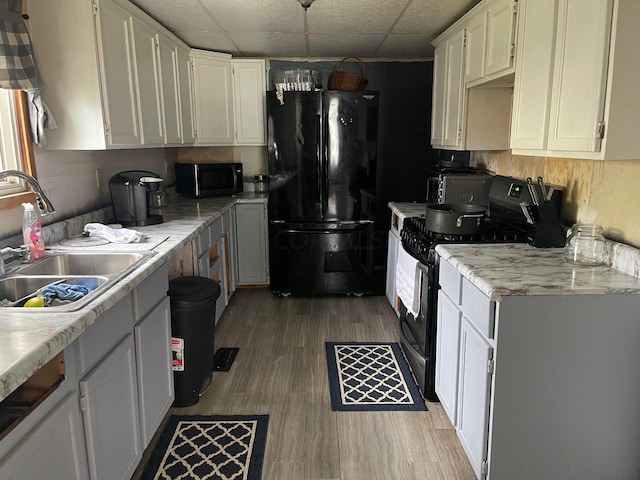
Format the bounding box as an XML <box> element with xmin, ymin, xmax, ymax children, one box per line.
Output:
<box><xmin>268</xmin><ymin>90</ymin><xmax>379</xmax><ymax>295</ymax></box>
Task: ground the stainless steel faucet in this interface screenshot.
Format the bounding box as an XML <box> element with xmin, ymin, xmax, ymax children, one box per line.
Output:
<box><xmin>0</xmin><ymin>170</ymin><xmax>56</xmax><ymax>215</ymax></box>
<box><xmin>0</xmin><ymin>246</ymin><xmax>30</xmax><ymax>276</ymax></box>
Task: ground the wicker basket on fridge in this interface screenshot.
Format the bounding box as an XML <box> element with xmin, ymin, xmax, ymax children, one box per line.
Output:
<box><xmin>329</xmin><ymin>57</ymin><xmax>369</xmax><ymax>91</ymax></box>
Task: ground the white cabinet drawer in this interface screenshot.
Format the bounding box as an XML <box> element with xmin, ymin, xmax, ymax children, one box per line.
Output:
<box><xmin>195</xmin><ymin>227</ymin><xmax>210</xmax><ymax>256</ymax></box>
<box><xmin>461</xmin><ymin>277</ymin><xmax>495</xmax><ymax>338</ymax></box>
<box><xmin>210</xmin><ymin>217</ymin><xmax>223</xmax><ymax>246</ymax></box>
<box><xmin>439</xmin><ymin>259</ymin><xmax>462</xmax><ymax>304</ymax></box>
<box><xmin>78</xmin><ymin>293</ymin><xmax>133</xmax><ymax>374</ymax></box>
<box><xmin>133</xmin><ymin>262</ymin><xmax>168</xmax><ymax>320</ymax></box>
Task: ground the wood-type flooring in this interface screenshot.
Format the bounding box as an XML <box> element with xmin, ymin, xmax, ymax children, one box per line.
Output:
<box><xmin>135</xmin><ymin>288</ymin><xmax>475</xmax><ymax>480</ymax></box>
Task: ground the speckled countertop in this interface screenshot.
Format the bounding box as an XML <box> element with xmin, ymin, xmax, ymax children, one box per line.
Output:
<box><xmin>388</xmin><ymin>201</ymin><xmax>426</xmax><ymax>219</ymax></box>
<box><xmin>0</xmin><ymin>193</ymin><xmax>267</xmax><ymax>402</ymax></box>
<box><xmin>436</xmin><ymin>243</ymin><xmax>640</xmax><ymax>302</ymax></box>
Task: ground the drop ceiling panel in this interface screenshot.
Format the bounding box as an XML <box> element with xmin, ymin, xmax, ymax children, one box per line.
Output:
<box><xmin>308</xmin><ymin>34</ymin><xmax>386</xmax><ymax>57</ymax></box>
<box><xmin>377</xmin><ymin>34</ymin><xmax>436</xmax><ymax>57</ymax></box>
<box><xmin>306</xmin><ymin>0</ymin><xmax>408</xmax><ymax>33</ymax></box>
<box><xmin>199</xmin><ymin>0</ymin><xmax>305</xmax><ymax>33</ymax></box>
<box><xmin>126</xmin><ymin>0</ymin><xmax>482</xmax><ymax>58</ymax></box>
<box><xmin>229</xmin><ymin>33</ymin><xmax>308</xmax><ymax>57</ymax></box>
<box><xmin>131</xmin><ymin>0</ymin><xmax>221</xmax><ymax>33</ymax></box>
<box><xmin>394</xmin><ymin>0</ymin><xmax>480</xmax><ymax>34</ymax></box>
<box><xmin>178</xmin><ymin>32</ymin><xmax>240</xmax><ymax>54</ymax></box>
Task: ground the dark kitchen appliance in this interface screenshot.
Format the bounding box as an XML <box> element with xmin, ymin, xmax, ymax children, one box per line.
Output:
<box><xmin>426</xmin><ymin>173</ymin><xmax>493</xmax><ymax>206</ymax></box>
<box><xmin>109</xmin><ymin>170</ymin><xmax>163</xmax><ymax>227</ymax></box>
<box><xmin>267</xmin><ymin>90</ymin><xmax>378</xmax><ymax>295</ymax></box>
<box><xmin>399</xmin><ymin>175</ymin><xmax>564</xmax><ymax>401</ymax></box>
<box><xmin>175</xmin><ymin>162</ymin><xmax>243</xmax><ymax>198</ymax></box>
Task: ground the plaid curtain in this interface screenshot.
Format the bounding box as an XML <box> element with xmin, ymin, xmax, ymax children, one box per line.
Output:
<box><xmin>0</xmin><ymin>0</ymin><xmax>40</xmax><ymax>90</ymax></box>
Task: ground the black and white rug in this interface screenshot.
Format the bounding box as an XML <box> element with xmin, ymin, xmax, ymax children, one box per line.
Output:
<box><xmin>325</xmin><ymin>342</ymin><xmax>427</xmax><ymax>412</ymax></box>
<box><xmin>142</xmin><ymin>415</ymin><xmax>268</xmax><ymax>480</ymax></box>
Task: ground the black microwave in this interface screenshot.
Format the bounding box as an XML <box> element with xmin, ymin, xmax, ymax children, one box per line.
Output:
<box><xmin>175</xmin><ymin>163</ymin><xmax>243</xmax><ymax>197</ymax></box>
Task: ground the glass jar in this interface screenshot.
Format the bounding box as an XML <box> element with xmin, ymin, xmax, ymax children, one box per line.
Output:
<box><xmin>564</xmin><ymin>224</ymin><xmax>607</xmax><ymax>266</ymax></box>
<box><xmin>254</xmin><ymin>175</ymin><xmax>269</xmax><ymax>195</ymax></box>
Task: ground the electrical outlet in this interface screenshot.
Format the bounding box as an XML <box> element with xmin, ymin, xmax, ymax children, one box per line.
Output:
<box><xmin>95</xmin><ymin>168</ymin><xmax>103</xmax><ymax>190</ymax></box>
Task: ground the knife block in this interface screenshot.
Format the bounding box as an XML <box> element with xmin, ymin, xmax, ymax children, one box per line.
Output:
<box><xmin>527</xmin><ymin>201</ymin><xmax>566</xmax><ymax>248</ymax></box>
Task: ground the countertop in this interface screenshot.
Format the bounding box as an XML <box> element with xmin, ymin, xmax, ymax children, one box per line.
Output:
<box><xmin>436</xmin><ymin>243</ymin><xmax>640</xmax><ymax>301</ymax></box>
<box><xmin>0</xmin><ymin>193</ymin><xmax>267</xmax><ymax>402</ymax></box>
<box><xmin>388</xmin><ymin>201</ymin><xmax>426</xmax><ymax>219</ymax></box>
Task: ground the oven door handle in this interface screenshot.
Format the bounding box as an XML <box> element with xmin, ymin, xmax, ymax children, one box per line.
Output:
<box><xmin>416</xmin><ymin>262</ymin><xmax>430</xmax><ymax>275</ymax></box>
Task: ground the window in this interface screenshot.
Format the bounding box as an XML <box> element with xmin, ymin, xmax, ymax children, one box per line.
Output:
<box><xmin>0</xmin><ymin>90</ymin><xmax>24</xmax><ymax>194</ymax></box>
<box><xmin>0</xmin><ymin>90</ymin><xmax>37</xmax><ymax>209</ymax></box>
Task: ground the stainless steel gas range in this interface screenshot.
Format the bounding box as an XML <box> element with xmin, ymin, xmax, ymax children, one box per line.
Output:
<box><xmin>398</xmin><ymin>175</ymin><xmax>564</xmax><ymax>401</ymax></box>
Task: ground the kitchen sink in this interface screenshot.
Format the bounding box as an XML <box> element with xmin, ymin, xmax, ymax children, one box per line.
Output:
<box><xmin>0</xmin><ymin>251</ymin><xmax>154</xmax><ymax>311</ymax></box>
<box><xmin>0</xmin><ymin>275</ymin><xmax>109</xmax><ymax>308</ymax></box>
<box><xmin>19</xmin><ymin>252</ymin><xmax>150</xmax><ymax>277</ymax></box>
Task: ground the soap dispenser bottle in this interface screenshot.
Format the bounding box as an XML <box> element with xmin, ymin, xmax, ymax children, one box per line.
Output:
<box><xmin>22</xmin><ymin>202</ymin><xmax>46</xmax><ymax>260</ymax></box>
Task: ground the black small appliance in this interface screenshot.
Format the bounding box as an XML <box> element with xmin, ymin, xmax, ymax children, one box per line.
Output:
<box><xmin>109</xmin><ymin>170</ymin><xmax>164</xmax><ymax>226</ymax></box>
<box><xmin>175</xmin><ymin>163</ymin><xmax>243</xmax><ymax>198</ymax></box>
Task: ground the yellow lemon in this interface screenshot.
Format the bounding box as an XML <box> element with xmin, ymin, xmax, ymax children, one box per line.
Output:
<box><xmin>24</xmin><ymin>296</ymin><xmax>45</xmax><ymax>308</ymax></box>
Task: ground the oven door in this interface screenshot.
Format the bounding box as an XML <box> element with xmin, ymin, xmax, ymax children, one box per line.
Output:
<box><xmin>399</xmin><ymin>258</ymin><xmax>439</xmax><ymax>401</ymax></box>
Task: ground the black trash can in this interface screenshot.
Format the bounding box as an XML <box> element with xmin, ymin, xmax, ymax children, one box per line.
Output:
<box><xmin>168</xmin><ymin>276</ymin><xmax>221</xmax><ymax>407</ymax></box>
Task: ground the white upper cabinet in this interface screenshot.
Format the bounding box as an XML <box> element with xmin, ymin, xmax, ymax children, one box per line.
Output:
<box><xmin>93</xmin><ymin>0</ymin><xmax>141</xmax><ymax>148</ymax></box>
<box><xmin>442</xmin><ymin>30</ymin><xmax>466</xmax><ymax>148</ymax></box>
<box><xmin>464</xmin><ymin>14</ymin><xmax>486</xmax><ymax>84</ymax></box>
<box><xmin>484</xmin><ymin>0</ymin><xmax>517</xmax><ymax>78</ymax></box>
<box><xmin>431</xmin><ymin>0</ymin><xmax>516</xmax><ymax>151</ymax></box>
<box><xmin>131</xmin><ymin>16</ymin><xmax>164</xmax><ymax>146</ymax></box>
<box><xmin>176</xmin><ymin>46</ymin><xmax>196</xmax><ymax>145</ymax></box>
<box><xmin>509</xmin><ymin>0</ymin><xmax>557</xmax><ymax>150</ymax></box>
<box><xmin>432</xmin><ymin>28</ymin><xmax>466</xmax><ymax>150</ymax></box>
<box><xmin>232</xmin><ymin>59</ymin><xmax>266</xmax><ymax>145</ymax></box>
<box><xmin>430</xmin><ymin>46</ymin><xmax>447</xmax><ymax>148</ymax></box>
<box><xmin>156</xmin><ymin>33</ymin><xmax>182</xmax><ymax>145</ymax></box>
<box><xmin>191</xmin><ymin>50</ymin><xmax>235</xmax><ymax>145</ymax></box>
<box><xmin>27</xmin><ymin>0</ymin><xmax>193</xmax><ymax>150</ymax></box>
<box><xmin>464</xmin><ymin>0</ymin><xmax>517</xmax><ymax>86</ymax></box>
<box><xmin>191</xmin><ymin>52</ymin><xmax>267</xmax><ymax>146</ymax></box>
<box><xmin>511</xmin><ymin>0</ymin><xmax>640</xmax><ymax>160</ymax></box>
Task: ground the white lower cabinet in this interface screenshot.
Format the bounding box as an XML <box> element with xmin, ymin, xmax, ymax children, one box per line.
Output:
<box><xmin>435</xmin><ymin>291</ymin><xmax>462</xmax><ymax>425</ymax></box>
<box><xmin>436</xmin><ymin>254</ymin><xmax>640</xmax><ymax>479</ymax></box>
<box><xmin>0</xmin><ymin>262</ymin><xmax>173</xmax><ymax>480</ymax></box>
<box><xmin>222</xmin><ymin>206</ymin><xmax>238</xmax><ymax>298</ymax></box>
<box><xmin>134</xmin><ymin>297</ymin><xmax>173</xmax><ymax>447</ymax></box>
<box><xmin>0</xmin><ymin>393</ymin><xmax>89</xmax><ymax>480</ymax></box>
<box><xmin>437</xmin><ymin>257</ymin><xmax>494</xmax><ymax>479</ymax></box>
<box><xmin>385</xmin><ymin>229</ymin><xmax>399</xmax><ymax>315</ymax></box>
<box><xmin>194</xmin><ymin>216</ymin><xmax>226</xmax><ymax>323</ymax></box>
<box><xmin>80</xmin><ymin>334</ymin><xmax>141</xmax><ymax>480</ymax></box>
<box><xmin>236</xmin><ymin>203</ymin><xmax>269</xmax><ymax>285</ymax></box>
<box><xmin>456</xmin><ymin>317</ymin><xmax>493</xmax><ymax>479</ymax></box>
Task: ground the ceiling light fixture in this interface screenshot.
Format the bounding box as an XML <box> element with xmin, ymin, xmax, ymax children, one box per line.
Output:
<box><xmin>297</xmin><ymin>0</ymin><xmax>315</xmax><ymax>9</ymax></box>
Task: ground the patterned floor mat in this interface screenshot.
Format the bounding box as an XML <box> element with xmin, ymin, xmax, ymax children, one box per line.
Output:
<box><xmin>142</xmin><ymin>415</ymin><xmax>268</xmax><ymax>480</ymax></box>
<box><xmin>325</xmin><ymin>342</ymin><xmax>427</xmax><ymax>411</ymax></box>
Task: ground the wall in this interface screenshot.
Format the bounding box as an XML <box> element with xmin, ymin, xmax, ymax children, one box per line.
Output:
<box><xmin>0</xmin><ymin>148</ymin><xmax>167</xmax><ymax>240</ymax></box>
<box><xmin>175</xmin><ymin>146</ymin><xmax>267</xmax><ymax>179</ymax></box>
<box><xmin>472</xmin><ymin>151</ymin><xmax>640</xmax><ymax>247</ymax></box>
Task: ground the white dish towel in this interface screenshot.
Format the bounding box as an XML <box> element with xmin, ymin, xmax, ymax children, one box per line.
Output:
<box><xmin>84</xmin><ymin>223</ymin><xmax>148</xmax><ymax>243</ymax></box>
<box><xmin>395</xmin><ymin>246</ymin><xmax>422</xmax><ymax>317</ymax></box>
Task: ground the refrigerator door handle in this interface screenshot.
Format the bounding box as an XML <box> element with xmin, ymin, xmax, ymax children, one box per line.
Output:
<box><xmin>323</xmin><ymin>113</ymin><xmax>329</xmax><ymax>216</ymax></box>
<box><xmin>317</xmin><ymin>114</ymin><xmax>322</xmax><ymax>206</ymax></box>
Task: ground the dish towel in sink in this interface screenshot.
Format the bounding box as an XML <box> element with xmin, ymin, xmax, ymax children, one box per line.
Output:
<box><xmin>84</xmin><ymin>223</ymin><xmax>148</xmax><ymax>243</ymax></box>
<box><xmin>395</xmin><ymin>247</ymin><xmax>421</xmax><ymax>317</ymax></box>
<box><xmin>40</xmin><ymin>284</ymin><xmax>92</xmax><ymax>305</ymax></box>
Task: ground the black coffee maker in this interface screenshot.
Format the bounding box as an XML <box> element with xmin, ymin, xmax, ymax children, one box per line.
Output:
<box><xmin>109</xmin><ymin>170</ymin><xmax>164</xmax><ymax>226</ymax></box>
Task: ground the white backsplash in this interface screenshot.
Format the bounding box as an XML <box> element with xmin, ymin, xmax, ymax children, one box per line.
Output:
<box><xmin>0</xmin><ymin>148</ymin><xmax>168</xmax><ymax>242</ymax></box>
